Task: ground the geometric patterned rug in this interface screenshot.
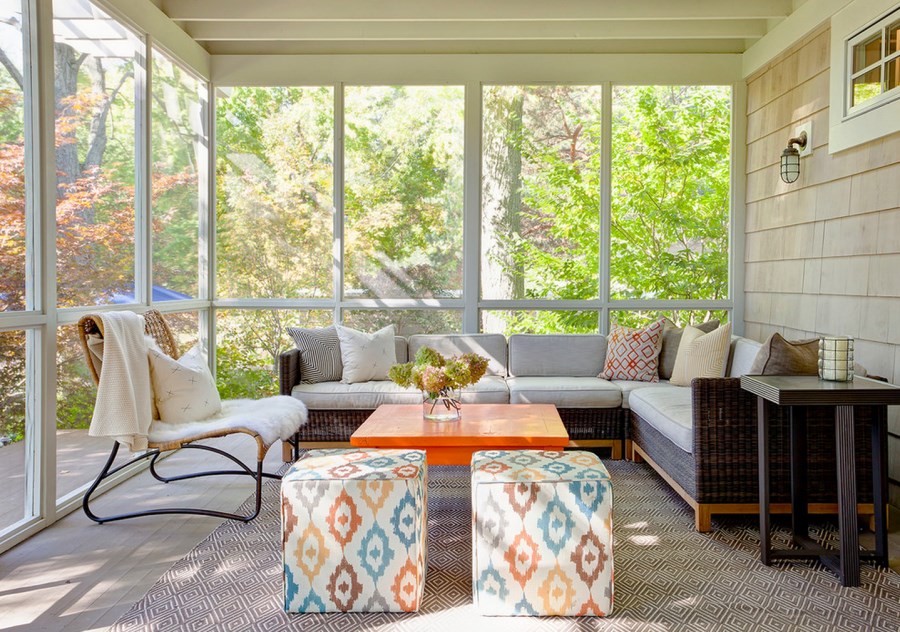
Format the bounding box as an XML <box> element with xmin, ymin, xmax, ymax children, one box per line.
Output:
<box><xmin>111</xmin><ymin>461</ymin><xmax>900</xmax><ymax>632</ymax></box>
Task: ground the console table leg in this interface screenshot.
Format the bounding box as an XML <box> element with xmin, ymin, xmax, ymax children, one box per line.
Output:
<box><xmin>790</xmin><ymin>406</ymin><xmax>808</xmax><ymax>543</ymax></box>
<box><xmin>835</xmin><ymin>404</ymin><xmax>860</xmax><ymax>587</ymax></box>
<box><xmin>757</xmin><ymin>397</ymin><xmax>771</xmax><ymax>565</ymax></box>
<box><xmin>872</xmin><ymin>407</ymin><xmax>889</xmax><ymax>567</ymax></box>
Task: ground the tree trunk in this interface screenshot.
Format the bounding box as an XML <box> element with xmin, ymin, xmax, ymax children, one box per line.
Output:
<box><xmin>482</xmin><ymin>90</ymin><xmax>525</xmax><ymax>305</ymax></box>
<box><xmin>54</xmin><ymin>42</ymin><xmax>83</xmax><ymax>194</ymax></box>
<box><xmin>81</xmin><ymin>57</ymin><xmax>109</xmax><ymax>173</ymax></box>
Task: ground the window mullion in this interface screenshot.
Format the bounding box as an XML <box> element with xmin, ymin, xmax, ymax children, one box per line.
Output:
<box><xmin>463</xmin><ymin>82</ymin><xmax>481</xmax><ymax>333</ymax></box>
<box><xmin>333</xmin><ymin>83</ymin><xmax>345</xmax><ymax>326</ymax></box>
<box><xmin>599</xmin><ymin>82</ymin><xmax>612</xmax><ymax>336</ymax></box>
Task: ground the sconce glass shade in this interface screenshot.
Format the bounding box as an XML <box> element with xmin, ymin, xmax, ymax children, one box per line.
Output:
<box><xmin>780</xmin><ymin>146</ymin><xmax>800</xmax><ymax>183</ymax></box>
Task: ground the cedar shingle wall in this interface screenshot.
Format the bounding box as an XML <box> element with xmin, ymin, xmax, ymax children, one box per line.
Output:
<box><xmin>744</xmin><ymin>24</ymin><xmax>900</xmax><ymax>506</ymax></box>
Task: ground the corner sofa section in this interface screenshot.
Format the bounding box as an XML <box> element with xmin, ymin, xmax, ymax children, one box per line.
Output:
<box><xmin>627</xmin><ymin>338</ymin><xmax>875</xmax><ymax>532</ymax></box>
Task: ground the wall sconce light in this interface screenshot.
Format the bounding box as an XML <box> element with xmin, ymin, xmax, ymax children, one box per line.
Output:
<box><xmin>780</xmin><ymin>131</ymin><xmax>807</xmax><ymax>183</ymax></box>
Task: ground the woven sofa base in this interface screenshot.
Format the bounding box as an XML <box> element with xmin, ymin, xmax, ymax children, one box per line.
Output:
<box><xmin>630</xmin><ymin>403</ymin><xmax>876</xmax><ymax>507</ymax></box>
<box><xmin>293</xmin><ymin>407</ymin><xmax>625</xmax><ymax>445</ymax></box>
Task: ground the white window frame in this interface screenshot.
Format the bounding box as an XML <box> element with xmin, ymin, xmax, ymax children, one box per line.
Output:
<box><xmin>830</xmin><ymin>0</ymin><xmax>900</xmax><ymax>153</ymax></box>
<box><xmin>845</xmin><ymin>7</ymin><xmax>900</xmax><ymax>117</ymax></box>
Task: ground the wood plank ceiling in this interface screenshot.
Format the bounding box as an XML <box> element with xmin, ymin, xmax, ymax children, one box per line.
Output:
<box><xmin>156</xmin><ymin>0</ymin><xmax>800</xmax><ymax>55</ymax></box>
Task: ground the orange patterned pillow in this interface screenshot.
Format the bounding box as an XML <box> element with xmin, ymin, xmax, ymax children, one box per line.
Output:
<box><xmin>599</xmin><ymin>319</ymin><xmax>666</xmax><ymax>382</ymax></box>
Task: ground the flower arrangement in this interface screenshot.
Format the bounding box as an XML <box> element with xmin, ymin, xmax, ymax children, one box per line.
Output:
<box><xmin>389</xmin><ymin>346</ymin><xmax>490</xmax><ymax>419</ymax></box>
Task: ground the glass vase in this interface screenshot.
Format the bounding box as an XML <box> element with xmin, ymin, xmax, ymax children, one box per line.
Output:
<box><xmin>422</xmin><ymin>389</ymin><xmax>461</xmax><ymax>422</ymax></box>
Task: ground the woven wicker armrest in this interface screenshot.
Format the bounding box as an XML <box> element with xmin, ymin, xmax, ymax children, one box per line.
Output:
<box><xmin>279</xmin><ymin>349</ymin><xmax>302</xmax><ymax>396</ymax></box>
<box><xmin>690</xmin><ymin>377</ymin><xmax>762</xmax><ymax>503</ymax></box>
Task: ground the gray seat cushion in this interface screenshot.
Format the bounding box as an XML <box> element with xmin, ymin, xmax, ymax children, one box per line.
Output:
<box><xmin>293</xmin><ymin>375</ymin><xmax>509</xmax><ymax>409</ymax></box>
<box><xmin>506</xmin><ymin>377</ymin><xmax>622</xmax><ymax>408</ymax></box>
<box><xmin>292</xmin><ymin>381</ymin><xmax>420</xmax><ymax>409</ymax></box>
<box><xmin>508</xmin><ymin>334</ymin><xmax>607</xmax><ymax>377</ymax></box>
<box><xmin>613</xmin><ymin>379</ymin><xmax>672</xmax><ymax>409</ymax></box>
<box><xmin>460</xmin><ymin>376</ymin><xmax>510</xmax><ymax>404</ymax></box>
<box><xmin>629</xmin><ymin>386</ymin><xmax>693</xmax><ymax>454</ymax></box>
<box><xmin>408</xmin><ymin>334</ymin><xmax>508</xmax><ymax>377</ymax></box>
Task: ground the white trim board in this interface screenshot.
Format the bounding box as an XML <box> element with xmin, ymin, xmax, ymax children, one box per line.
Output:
<box><xmin>211</xmin><ymin>54</ymin><xmax>742</xmax><ymax>86</ymax></box>
<box><xmin>742</xmin><ymin>0</ymin><xmax>852</xmax><ymax>78</ymax></box>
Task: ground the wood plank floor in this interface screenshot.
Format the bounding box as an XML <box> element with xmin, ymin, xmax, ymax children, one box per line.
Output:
<box><xmin>0</xmin><ymin>434</ymin><xmax>285</xmax><ymax>632</ymax></box>
<box><xmin>0</xmin><ymin>442</ymin><xmax>897</xmax><ymax>632</ymax></box>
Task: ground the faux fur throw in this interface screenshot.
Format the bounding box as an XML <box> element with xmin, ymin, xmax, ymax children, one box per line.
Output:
<box><xmin>148</xmin><ymin>396</ymin><xmax>308</xmax><ymax>447</ymax></box>
<box><xmin>89</xmin><ymin>312</ymin><xmax>153</xmax><ymax>452</ymax></box>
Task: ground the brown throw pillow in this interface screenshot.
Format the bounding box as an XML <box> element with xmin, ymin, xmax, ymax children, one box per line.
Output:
<box><xmin>749</xmin><ymin>333</ymin><xmax>818</xmax><ymax>375</ymax></box>
<box><xmin>658</xmin><ymin>319</ymin><xmax>720</xmax><ymax>380</ymax></box>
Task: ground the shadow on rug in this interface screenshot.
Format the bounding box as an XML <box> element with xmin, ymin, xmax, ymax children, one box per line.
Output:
<box><xmin>111</xmin><ymin>461</ymin><xmax>900</xmax><ymax>632</ymax></box>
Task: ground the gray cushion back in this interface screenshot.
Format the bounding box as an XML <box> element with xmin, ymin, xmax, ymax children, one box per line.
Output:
<box><xmin>394</xmin><ymin>336</ymin><xmax>408</xmax><ymax>364</ymax></box>
<box><xmin>508</xmin><ymin>334</ymin><xmax>607</xmax><ymax>377</ymax></box>
<box><xmin>727</xmin><ymin>337</ymin><xmax>763</xmax><ymax>377</ymax></box>
<box><xmin>407</xmin><ymin>334</ymin><xmax>508</xmax><ymax>377</ymax></box>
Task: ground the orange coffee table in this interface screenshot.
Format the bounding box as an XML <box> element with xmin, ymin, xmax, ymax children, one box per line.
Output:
<box><xmin>349</xmin><ymin>403</ymin><xmax>569</xmax><ymax>465</ymax></box>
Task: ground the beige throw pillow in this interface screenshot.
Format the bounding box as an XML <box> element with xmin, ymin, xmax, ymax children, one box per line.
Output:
<box><xmin>749</xmin><ymin>333</ymin><xmax>818</xmax><ymax>375</ymax></box>
<box><xmin>148</xmin><ymin>344</ymin><xmax>222</xmax><ymax>423</ymax></box>
<box><xmin>658</xmin><ymin>319</ymin><xmax>720</xmax><ymax>380</ymax></box>
<box><xmin>669</xmin><ymin>322</ymin><xmax>733</xmax><ymax>387</ymax></box>
<box><xmin>336</xmin><ymin>324</ymin><xmax>397</xmax><ymax>384</ymax></box>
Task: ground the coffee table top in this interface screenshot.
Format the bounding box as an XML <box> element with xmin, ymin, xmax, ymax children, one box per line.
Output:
<box><xmin>350</xmin><ymin>403</ymin><xmax>569</xmax><ymax>449</ymax></box>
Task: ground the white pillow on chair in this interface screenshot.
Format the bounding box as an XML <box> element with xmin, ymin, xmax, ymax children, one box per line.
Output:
<box><xmin>148</xmin><ymin>344</ymin><xmax>222</xmax><ymax>423</ymax></box>
<box><xmin>336</xmin><ymin>324</ymin><xmax>397</xmax><ymax>383</ymax></box>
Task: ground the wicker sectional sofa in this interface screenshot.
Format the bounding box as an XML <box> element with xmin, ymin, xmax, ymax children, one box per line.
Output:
<box><xmin>279</xmin><ymin>331</ymin><xmax>876</xmax><ymax>532</ymax></box>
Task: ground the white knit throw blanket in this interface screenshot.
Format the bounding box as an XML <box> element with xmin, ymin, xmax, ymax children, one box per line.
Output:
<box><xmin>88</xmin><ymin>312</ymin><xmax>153</xmax><ymax>452</ymax></box>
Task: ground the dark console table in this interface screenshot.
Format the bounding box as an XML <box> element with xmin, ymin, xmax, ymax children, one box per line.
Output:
<box><xmin>740</xmin><ymin>374</ymin><xmax>900</xmax><ymax>587</ymax></box>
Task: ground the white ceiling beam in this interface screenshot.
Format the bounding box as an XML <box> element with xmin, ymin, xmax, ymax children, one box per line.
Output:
<box><xmin>185</xmin><ymin>19</ymin><xmax>769</xmax><ymax>42</ymax></box>
<box><xmin>163</xmin><ymin>0</ymin><xmax>792</xmax><ymax>22</ymax></box>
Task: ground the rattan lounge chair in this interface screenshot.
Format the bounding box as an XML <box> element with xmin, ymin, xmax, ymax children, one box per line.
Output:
<box><xmin>78</xmin><ymin>309</ymin><xmax>302</xmax><ymax>524</ymax></box>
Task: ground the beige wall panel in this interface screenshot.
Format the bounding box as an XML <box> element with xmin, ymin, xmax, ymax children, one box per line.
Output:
<box><xmin>815</xmin><ymin>294</ymin><xmax>862</xmax><ymax>337</ymax></box>
<box><xmin>876</xmin><ymin>209</ymin><xmax>900</xmax><ymax>254</ymax></box>
<box><xmin>859</xmin><ymin>297</ymin><xmax>893</xmax><ymax>343</ymax></box>
<box><xmin>770</xmin><ymin>293</ymin><xmax>818</xmax><ymax>330</ymax></box>
<box><xmin>746</xmin><ymin>186</ymin><xmax>817</xmax><ymax>229</ymax></box>
<box><xmin>849</xmin><ymin>163</ymin><xmax>900</xmax><ymax>215</ymax></box>
<box><xmin>802</xmin><ymin>259</ymin><xmax>823</xmax><ymax>294</ymax></box>
<box><xmin>814</xmin><ymin>178</ymin><xmax>852</xmax><ymax>220</ymax></box>
<box><xmin>746</xmin><ymin>71</ymin><xmax>828</xmax><ymax>143</ymax></box>
<box><xmin>744</xmin><ymin>260</ymin><xmax>805</xmax><ymax>293</ymax></box>
<box><xmin>821</xmin><ymin>213</ymin><xmax>879</xmax><ymax>257</ymax></box>
<box><xmin>818</xmin><ymin>256</ymin><xmax>870</xmax><ymax>296</ymax></box>
<box><xmin>744</xmin><ymin>291</ymin><xmax>772</xmax><ymax>322</ymax></box>
<box><xmin>868</xmin><ymin>254</ymin><xmax>900</xmax><ymax>297</ymax></box>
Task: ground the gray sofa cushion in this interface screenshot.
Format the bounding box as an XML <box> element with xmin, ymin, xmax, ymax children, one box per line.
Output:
<box><xmin>292</xmin><ymin>380</ymin><xmax>420</xmax><ymax>409</ymax></box>
<box><xmin>506</xmin><ymin>376</ymin><xmax>622</xmax><ymax>408</ymax></box>
<box><xmin>726</xmin><ymin>337</ymin><xmax>762</xmax><ymax>377</ymax></box>
<box><xmin>629</xmin><ymin>386</ymin><xmax>693</xmax><ymax>454</ymax></box>
<box><xmin>613</xmin><ymin>379</ymin><xmax>672</xmax><ymax>409</ymax></box>
<box><xmin>293</xmin><ymin>375</ymin><xmax>509</xmax><ymax>409</ymax></box>
<box><xmin>408</xmin><ymin>334</ymin><xmax>507</xmax><ymax>377</ymax></box>
<box><xmin>460</xmin><ymin>376</ymin><xmax>510</xmax><ymax>404</ymax></box>
<box><xmin>394</xmin><ymin>336</ymin><xmax>408</xmax><ymax>363</ymax></box>
<box><xmin>508</xmin><ymin>334</ymin><xmax>607</xmax><ymax>377</ymax></box>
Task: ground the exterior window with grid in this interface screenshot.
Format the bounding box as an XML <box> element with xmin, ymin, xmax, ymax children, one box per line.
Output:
<box><xmin>846</xmin><ymin>7</ymin><xmax>900</xmax><ymax>116</ymax></box>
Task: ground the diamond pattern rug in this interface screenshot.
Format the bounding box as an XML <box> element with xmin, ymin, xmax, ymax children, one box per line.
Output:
<box><xmin>111</xmin><ymin>461</ymin><xmax>900</xmax><ymax>631</ymax></box>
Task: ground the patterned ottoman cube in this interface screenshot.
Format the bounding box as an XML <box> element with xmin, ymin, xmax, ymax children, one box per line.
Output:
<box><xmin>281</xmin><ymin>448</ymin><xmax>427</xmax><ymax>613</ymax></box>
<box><xmin>471</xmin><ymin>450</ymin><xmax>613</xmax><ymax>617</ymax></box>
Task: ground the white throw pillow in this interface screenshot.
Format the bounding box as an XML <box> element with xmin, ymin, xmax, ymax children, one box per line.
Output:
<box><xmin>336</xmin><ymin>324</ymin><xmax>397</xmax><ymax>384</ymax></box>
<box><xmin>669</xmin><ymin>322</ymin><xmax>733</xmax><ymax>387</ymax></box>
<box><xmin>148</xmin><ymin>344</ymin><xmax>222</xmax><ymax>423</ymax></box>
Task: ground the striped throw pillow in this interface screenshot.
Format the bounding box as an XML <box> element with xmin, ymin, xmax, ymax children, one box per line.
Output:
<box><xmin>287</xmin><ymin>326</ymin><xmax>343</xmax><ymax>384</ymax></box>
<box><xmin>669</xmin><ymin>322</ymin><xmax>733</xmax><ymax>387</ymax></box>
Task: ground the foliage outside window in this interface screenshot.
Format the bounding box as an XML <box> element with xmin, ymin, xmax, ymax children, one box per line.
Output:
<box><xmin>480</xmin><ymin>311</ymin><xmax>600</xmax><ymax>335</ymax></box>
<box><xmin>344</xmin><ymin>86</ymin><xmax>464</xmax><ymax>300</ymax></box>
<box><xmin>610</xmin><ymin>309</ymin><xmax>730</xmax><ymax>330</ymax></box>
<box><xmin>847</xmin><ymin>8</ymin><xmax>900</xmax><ymax>113</ymax></box>
<box><xmin>610</xmin><ymin>86</ymin><xmax>730</xmax><ymax>304</ymax></box>
<box><xmin>481</xmin><ymin>85</ymin><xmax>603</xmax><ymax>335</ymax></box>
<box><xmin>0</xmin><ymin>1</ymin><xmax>27</xmax><ymax>313</ymax></box>
<box><xmin>216</xmin><ymin>309</ymin><xmax>332</xmax><ymax>398</ymax></box>
<box><xmin>152</xmin><ymin>50</ymin><xmax>205</xmax><ymax>301</ymax></box>
<box><xmin>342</xmin><ymin>310</ymin><xmax>463</xmax><ymax>337</ymax></box>
<box><xmin>216</xmin><ymin>87</ymin><xmax>334</xmax><ymax>300</ymax></box>
<box><xmin>53</xmin><ymin>0</ymin><xmax>141</xmax><ymax>307</ymax></box>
